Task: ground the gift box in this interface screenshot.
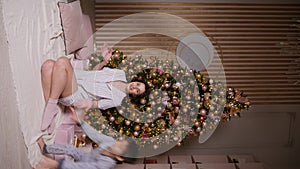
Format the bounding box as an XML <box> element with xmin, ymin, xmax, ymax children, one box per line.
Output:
<box><xmin>54</xmin><ymin>124</ymin><xmax>75</xmax><ymax>160</ymax></box>
<box><xmin>197</xmin><ymin>163</ymin><xmax>236</xmax><ymax>169</ymax></box>
<box><xmin>145</xmin><ymin>164</ymin><xmax>171</xmax><ymax>169</ymax></box>
<box><xmin>55</xmin><ymin>124</ymin><xmax>74</xmax><ymax>144</ymax></box>
<box><xmin>192</xmin><ymin>155</ymin><xmax>228</xmax><ymax>163</ymax></box>
<box><xmin>171</xmin><ymin>164</ymin><xmax>197</xmax><ymax>169</ymax></box>
<box><xmin>169</xmin><ymin>155</ymin><xmax>193</xmax><ymax>164</ymax></box>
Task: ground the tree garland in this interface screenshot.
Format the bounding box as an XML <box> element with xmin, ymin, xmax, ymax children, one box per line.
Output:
<box><xmin>83</xmin><ymin>49</ymin><xmax>250</xmax><ymax>148</ymax></box>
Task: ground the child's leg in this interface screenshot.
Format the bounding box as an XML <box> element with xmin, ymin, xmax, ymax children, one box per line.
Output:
<box><xmin>43</xmin><ymin>144</ymin><xmax>85</xmax><ymax>161</ymax></box>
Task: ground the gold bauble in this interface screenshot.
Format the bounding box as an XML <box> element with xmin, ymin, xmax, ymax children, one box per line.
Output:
<box><xmin>126</xmin><ymin>130</ymin><xmax>131</xmax><ymax>136</ymax></box>
<box><xmin>115</xmin><ymin>116</ymin><xmax>124</xmax><ymax>124</ymax></box>
<box><xmin>140</xmin><ymin>99</ymin><xmax>146</xmax><ymax>104</ymax></box>
<box><xmin>134</xmin><ymin>125</ymin><xmax>141</xmax><ymax>131</ymax></box>
<box><xmin>157</xmin><ymin>119</ymin><xmax>166</xmax><ymax>128</ymax></box>
<box><xmin>202</xmin><ymin>77</ymin><xmax>209</xmax><ymax>84</ymax></box>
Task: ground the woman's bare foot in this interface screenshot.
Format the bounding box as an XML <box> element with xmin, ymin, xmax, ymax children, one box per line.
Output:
<box><xmin>37</xmin><ymin>136</ymin><xmax>45</xmax><ymax>153</ymax></box>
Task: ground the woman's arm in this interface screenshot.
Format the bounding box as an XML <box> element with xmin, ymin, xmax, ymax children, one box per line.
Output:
<box><xmin>92</xmin><ymin>60</ymin><xmax>108</xmax><ymax>70</ymax></box>
<box><xmin>91</xmin><ymin>100</ymin><xmax>98</xmax><ymax>108</ymax></box>
<box><xmin>69</xmin><ymin>107</ymin><xmax>115</xmax><ymax>148</ymax></box>
<box><xmin>79</xmin><ymin>121</ymin><xmax>116</xmax><ymax>148</ymax></box>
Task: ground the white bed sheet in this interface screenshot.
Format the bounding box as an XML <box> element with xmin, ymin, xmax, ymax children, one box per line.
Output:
<box><xmin>2</xmin><ymin>0</ymin><xmax>69</xmax><ymax>167</ymax></box>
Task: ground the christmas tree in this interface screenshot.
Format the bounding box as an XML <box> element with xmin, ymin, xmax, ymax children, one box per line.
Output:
<box><xmin>82</xmin><ymin>49</ymin><xmax>250</xmax><ymax>150</ymax></box>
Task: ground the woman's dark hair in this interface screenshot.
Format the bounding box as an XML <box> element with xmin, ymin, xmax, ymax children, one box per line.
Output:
<box><xmin>119</xmin><ymin>138</ymin><xmax>139</xmax><ymax>163</ymax></box>
<box><xmin>129</xmin><ymin>77</ymin><xmax>152</xmax><ymax>108</ymax></box>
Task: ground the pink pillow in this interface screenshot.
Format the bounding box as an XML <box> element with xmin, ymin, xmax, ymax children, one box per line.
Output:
<box><xmin>58</xmin><ymin>1</ymin><xmax>87</xmax><ymax>54</ymax></box>
<box><xmin>74</xmin><ymin>14</ymin><xmax>94</xmax><ymax>60</ymax></box>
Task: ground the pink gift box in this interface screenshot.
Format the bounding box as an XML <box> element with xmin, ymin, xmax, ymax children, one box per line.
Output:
<box><xmin>54</xmin><ymin>124</ymin><xmax>75</xmax><ymax>160</ymax></box>
<box><xmin>55</xmin><ymin>124</ymin><xmax>74</xmax><ymax>145</ymax></box>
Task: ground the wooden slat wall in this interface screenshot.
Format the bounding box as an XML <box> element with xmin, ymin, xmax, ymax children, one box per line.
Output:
<box><xmin>94</xmin><ymin>2</ymin><xmax>300</xmax><ymax>105</ymax></box>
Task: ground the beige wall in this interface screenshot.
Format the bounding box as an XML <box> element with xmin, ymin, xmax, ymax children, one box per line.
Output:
<box><xmin>0</xmin><ymin>1</ymin><xmax>30</xmax><ymax>168</ymax></box>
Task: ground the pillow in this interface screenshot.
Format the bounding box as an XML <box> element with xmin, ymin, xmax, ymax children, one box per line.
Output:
<box><xmin>58</xmin><ymin>0</ymin><xmax>87</xmax><ymax>54</ymax></box>
<box><xmin>74</xmin><ymin>14</ymin><xmax>94</xmax><ymax>60</ymax></box>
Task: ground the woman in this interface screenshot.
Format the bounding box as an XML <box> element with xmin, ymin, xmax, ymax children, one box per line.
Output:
<box><xmin>40</xmin><ymin>47</ymin><xmax>151</xmax><ymax>133</ymax></box>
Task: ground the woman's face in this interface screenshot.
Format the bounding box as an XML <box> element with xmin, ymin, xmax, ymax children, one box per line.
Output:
<box><xmin>128</xmin><ymin>82</ymin><xmax>145</xmax><ymax>96</ymax></box>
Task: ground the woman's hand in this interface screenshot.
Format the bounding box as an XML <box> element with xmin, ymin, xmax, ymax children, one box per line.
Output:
<box><xmin>68</xmin><ymin>106</ymin><xmax>81</xmax><ymax>124</ymax></box>
<box><xmin>36</xmin><ymin>155</ymin><xmax>58</xmax><ymax>169</ymax></box>
<box><xmin>73</xmin><ymin>99</ymin><xmax>93</xmax><ymax>111</ymax></box>
<box><xmin>101</xmin><ymin>43</ymin><xmax>112</xmax><ymax>63</ymax></box>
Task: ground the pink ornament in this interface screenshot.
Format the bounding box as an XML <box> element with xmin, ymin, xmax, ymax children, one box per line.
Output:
<box><xmin>200</xmin><ymin>109</ymin><xmax>207</xmax><ymax>116</ymax></box>
<box><xmin>142</xmin><ymin>133</ymin><xmax>149</xmax><ymax>139</ymax></box>
<box><xmin>134</xmin><ymin>131</ymin><xmax>139</xmax><ymax>136</ymax></box>
<box><xmin>109</xmin><ymin>116</ymin><xmax>115</xmax><ymax>122</ymax></box>
<box><xmin>189</xmin><ymin>129</ymin><xmax>194</xmax><ymax>135</ymax></box>
<box><xmin>125</xmin><ymin>120</ymin><xmax>131</xmax><ymax>125</ymax></box>
<box><xmin>202</xmin><ymin>85</ymin><xmax>207</xmax><ymax>91</ymax></box>
<box><xmin>165</xmin><ymin>83</ymin><xmax>170</xmax><ymax>88</ymax></box>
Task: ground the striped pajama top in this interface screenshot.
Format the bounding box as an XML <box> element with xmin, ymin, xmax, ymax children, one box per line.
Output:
<box><xmin>75</xmin><ymin>67</ymin><xmax>127</xmax><ymax>110</ymax></box>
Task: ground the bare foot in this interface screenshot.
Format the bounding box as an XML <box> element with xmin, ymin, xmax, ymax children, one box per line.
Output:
<box><xmin>37</xmin><ymin>136</ymin><xmax>45</xmax><ymax>153</ymax></box>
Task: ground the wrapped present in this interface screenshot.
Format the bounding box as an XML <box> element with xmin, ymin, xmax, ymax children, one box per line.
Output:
<box><xmin>55</xmin><ymin>124</ymin><xmax>74</xmax><ymax>145</ymax></box>
<box><xmin>54</xmin><ymin>124</ymin><xmax>75</xmax><ymax>160</ymax></box>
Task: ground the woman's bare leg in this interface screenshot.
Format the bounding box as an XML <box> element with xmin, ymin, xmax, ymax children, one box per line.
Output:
<box><xmin>41</xmin><ymin>56</ymin><xmax>78</xmax><ymax>132</ymax></box>
<box><xmin>48</xmin><ymin>56</ymin><xmax>78</xmax><ymax>99</ymax></box>
<box><xmin>41</xmin><ymin>59</ymin><xmax>55</xmax><ymax>103</ymax></box>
